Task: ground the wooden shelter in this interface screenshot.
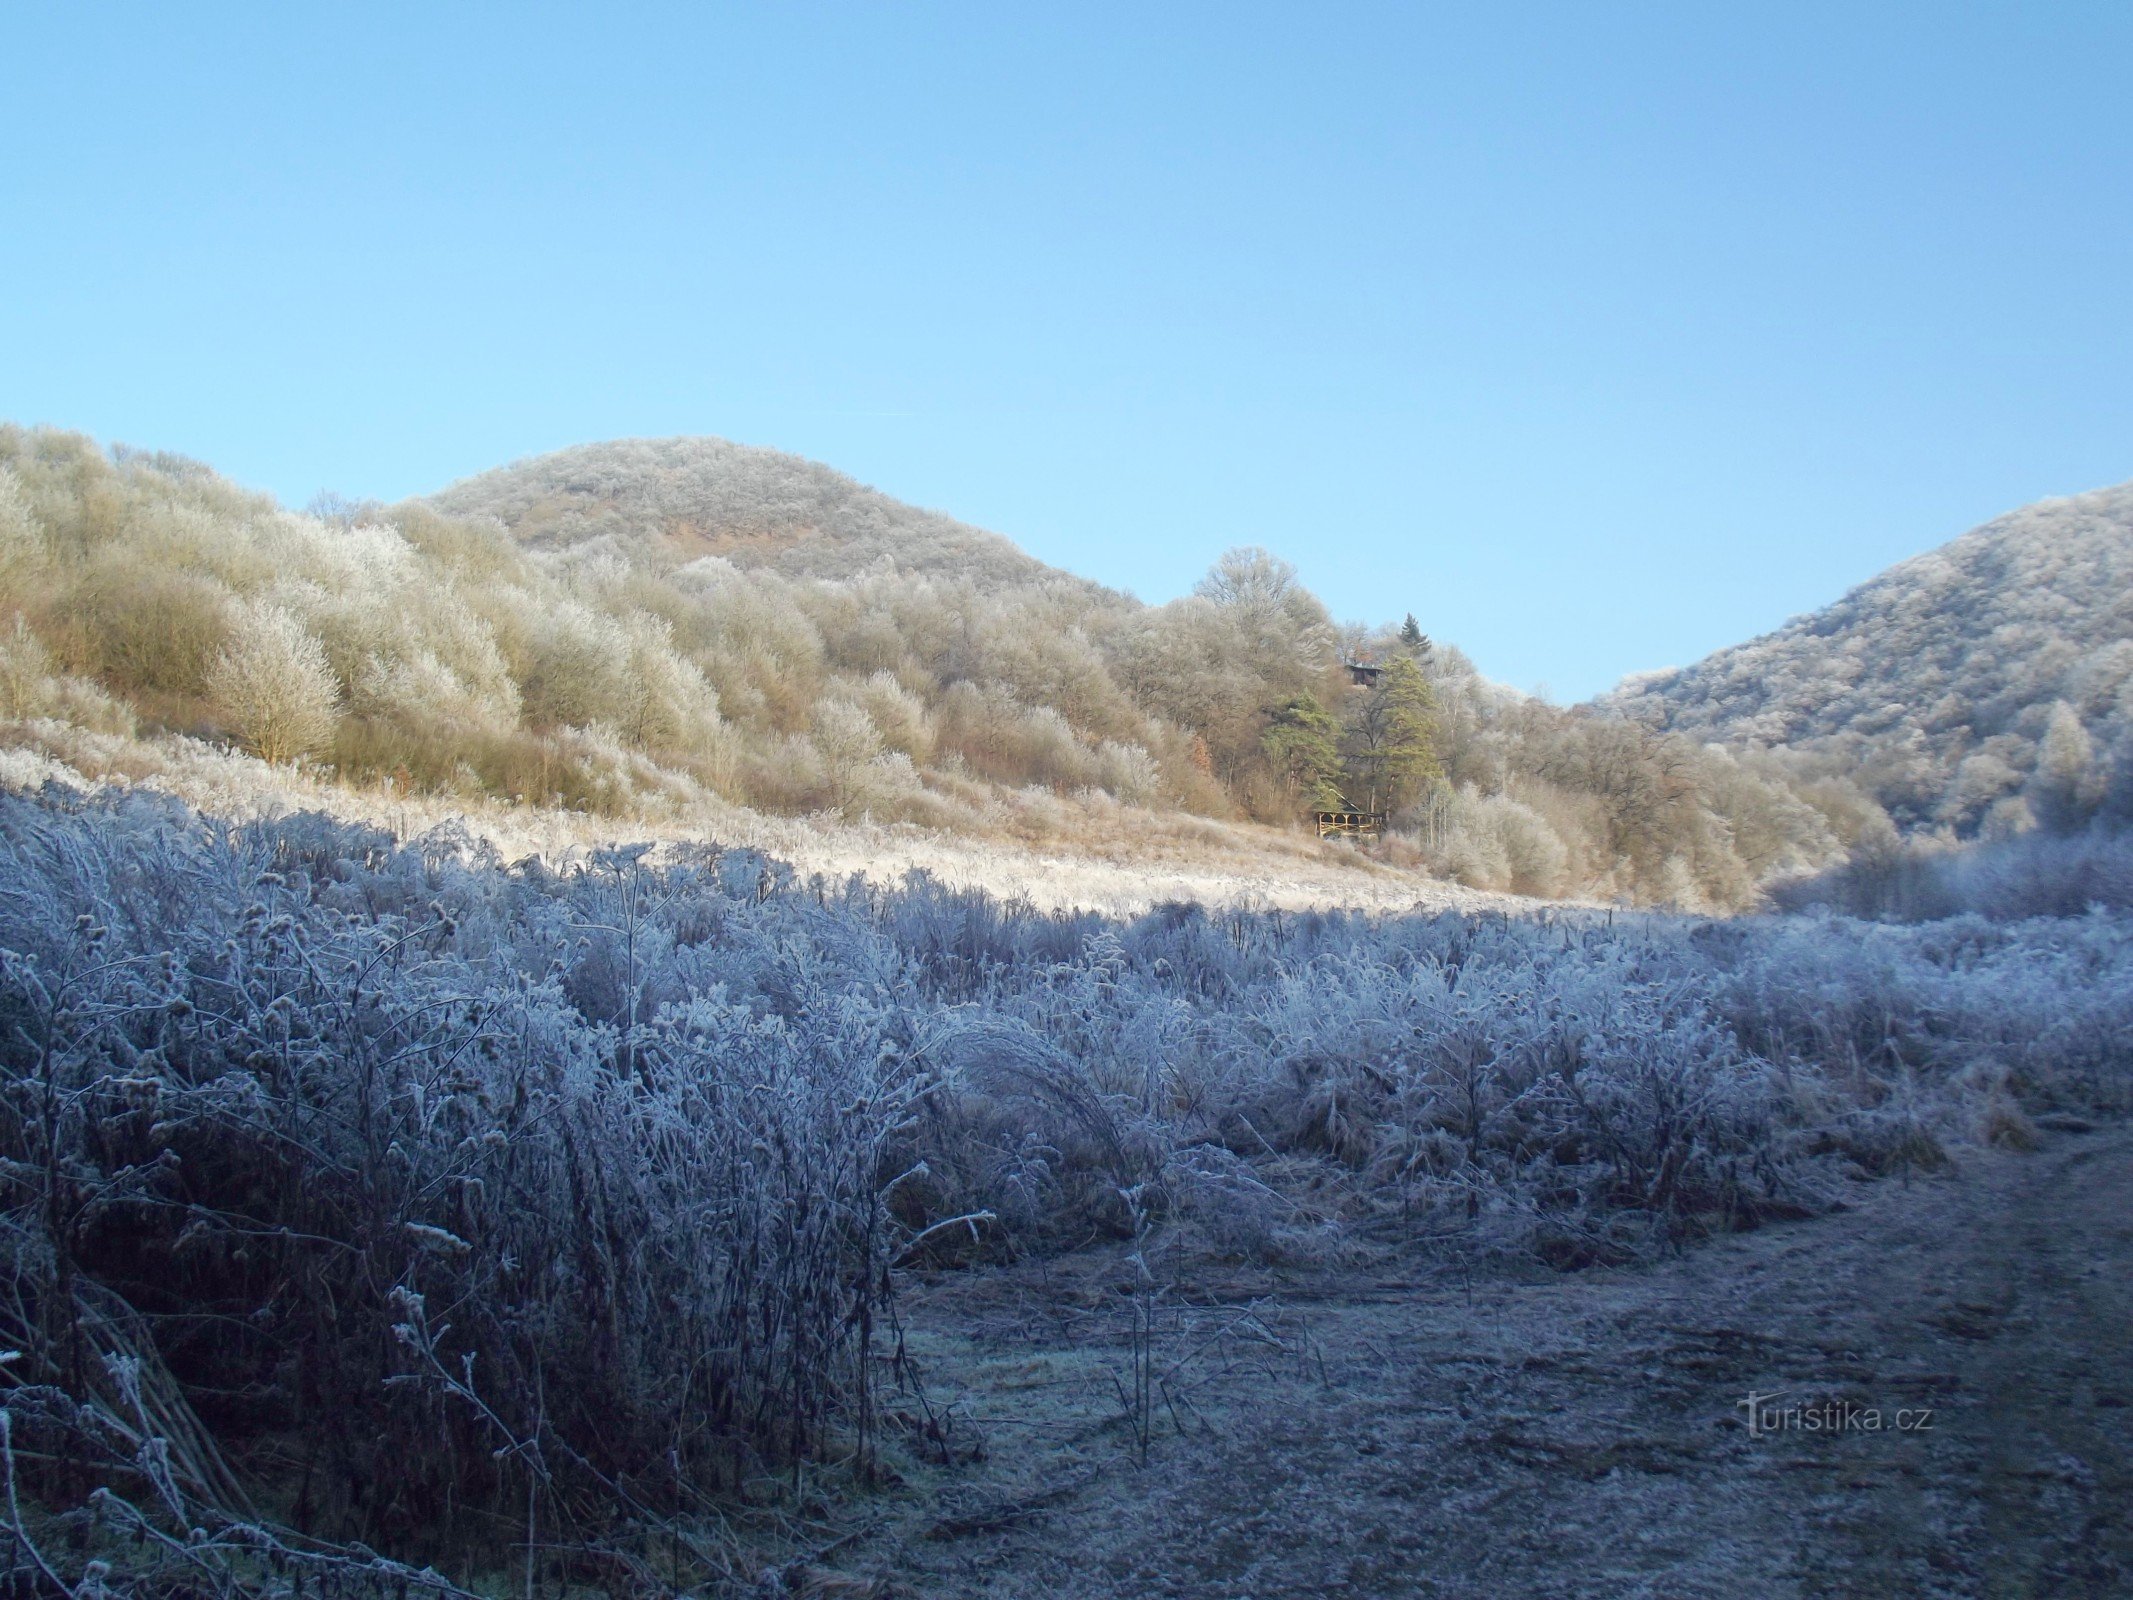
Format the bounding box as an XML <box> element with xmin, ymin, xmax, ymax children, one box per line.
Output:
<box><xmin>1313</xmin><ymin>807</ymin><xmax>1386</xmax><ymax>840</ymax></box>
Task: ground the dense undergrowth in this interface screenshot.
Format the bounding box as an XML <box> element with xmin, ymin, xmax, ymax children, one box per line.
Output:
<box><xmin>1772</xmin><ymin>822</ymin><xmax>2133</xmax><ymax>923</ymax></box>
<box><xmin>1</xmin><ymin>788</ymin><xmax>2127</xmax><ymax>1595</ymax></box>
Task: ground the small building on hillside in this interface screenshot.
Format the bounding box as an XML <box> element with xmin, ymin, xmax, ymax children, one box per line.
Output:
<box><xmin>1313</xmin><ymin>804</ymin><xmax>1386</xmax><ymax>841</ymax></box>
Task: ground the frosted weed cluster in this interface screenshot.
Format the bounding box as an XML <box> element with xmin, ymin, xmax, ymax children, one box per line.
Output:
<box><xmin>0</xmin><ymin>787</ymin><xmax>2126</xmax><ymax>1593</ymax></box>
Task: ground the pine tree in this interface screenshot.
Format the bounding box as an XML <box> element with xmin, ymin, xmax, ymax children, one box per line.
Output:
<box><xmin>1341</xmin><ymin>656</ymin><xmax>1441</xmax><ymax>810</ymax></box>
<box><xmin>1398</xmin><ymin>613</ymin><xmax>1434</xmax><ymax>664</ymax></box>
<box><xmin>1260</xmin><ymin>694</ymin><xmax>1345</xmax><ymax>806</ymax></box>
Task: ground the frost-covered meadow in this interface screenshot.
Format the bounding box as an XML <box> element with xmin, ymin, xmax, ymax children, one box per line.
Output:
<box><xmin>2</xmin><ymin>786</ymin><xmax>2128</xmax><ymax>1595</ymax></box>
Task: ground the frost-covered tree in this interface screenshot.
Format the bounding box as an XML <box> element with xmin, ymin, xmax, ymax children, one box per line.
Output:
<box><xmin>2029</xmin><ymin>700</ymin><xmax>2106</xmax><ymax>833</ymax></box>
<box><xmin>1194</xmin><ymin>545</ymin><xmax>1301</xmax><ymax>614</ymax></box>
<box><xmin>206</xmin><ymin>599</ymin><xmax>341</xmax><ymax>764</ymax></box>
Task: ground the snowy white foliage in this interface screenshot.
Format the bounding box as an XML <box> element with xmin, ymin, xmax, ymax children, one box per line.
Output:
<box><xmin>1602</xmin><ymin>481</ymin><xmax>2133</xmax><ymax>833</ymax></box>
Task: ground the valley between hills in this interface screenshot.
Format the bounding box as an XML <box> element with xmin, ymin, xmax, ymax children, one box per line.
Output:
<box><xmin>2</xmin><ymin>427</ymin><xmax>2129</xmax><ymax>1599</ymax></box>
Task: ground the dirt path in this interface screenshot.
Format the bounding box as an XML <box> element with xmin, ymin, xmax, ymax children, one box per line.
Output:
<box><xmin>842</xmin><ymin>1125</ymin><xmax>2133</xmax><ymax>1598</ymax></box>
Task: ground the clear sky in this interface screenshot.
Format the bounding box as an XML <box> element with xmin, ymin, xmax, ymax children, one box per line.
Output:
<box><xmin>5</xmin><ymin>4</ymin><xmax>2129</xmax><ymax>700</ymax></box>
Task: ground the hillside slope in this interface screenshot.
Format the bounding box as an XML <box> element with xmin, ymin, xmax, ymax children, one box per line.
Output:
<box><xmin>428</xmin><ymin>434</ymin><xmax>1091</xmax><ymax>589</ymax></box>
<box><xmin>1601</xmin><ymin>483</ymin><xmax>2133</xmax><ymax>832</ymax></box>
<box><xmin>0</xmin><ymin>423</ymin><xmax>1865</xmax><ymax>909</ymax></box>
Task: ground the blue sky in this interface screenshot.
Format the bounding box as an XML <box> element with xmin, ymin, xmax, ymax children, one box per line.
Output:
<box><xmin>5</xmin><ymin>4</ymin><xmax>2129</xmax><ymax>699</ymax></box>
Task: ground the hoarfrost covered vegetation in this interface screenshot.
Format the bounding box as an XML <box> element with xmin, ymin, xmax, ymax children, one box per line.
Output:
<box><xmin>1603</xmin><ymin>481</ymin><xmax>2133</xmax><ymax>837</ymax></box>
<box><xmin>3</xmin><ymin>786</ymin><xmax>2128</xmax><ymax>1594</ymax></box>
<box><xmin>427</xmin><ymin>434</ymin><xmax>1075</xmax><ymax>588</ymax></box>
<box><xmin>0</xmin><ymin>426</ymin><xmax>1872</xmax><ymax>911</ymax></box>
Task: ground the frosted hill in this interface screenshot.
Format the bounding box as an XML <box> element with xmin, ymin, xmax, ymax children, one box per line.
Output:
<box><xmin>0</xmin><ymin>422</ymin><xmax>1864</xmax><ymax>909</ymax></box>
<box><xmin>427</xmin><ymin>434</ymin><xmax>1095</xmax><ymax>589</ymax></box>
<box><xmin>1600</xmin><ymin>482</ymin><xmax>2133</xmax><ymax>832</ymax></box>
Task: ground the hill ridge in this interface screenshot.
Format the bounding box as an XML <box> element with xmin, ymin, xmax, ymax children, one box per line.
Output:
<box><xmin>426</xmin><ymin>433</ymin><xmax>1093</xmax><ymax>590</ymax></box>
<box><xmin>1599</xmin><ymin>479</ymin><xmax>2133</xmax><ymax>831</ymax></box>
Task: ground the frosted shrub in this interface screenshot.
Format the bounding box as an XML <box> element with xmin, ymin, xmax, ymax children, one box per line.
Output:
<box><xmin>0</xmin><ymin>619</ymin><xmax>132</xmax><ymax>735</ymax></box>
<box><xmin>1497</xmin><ymin>797</ymin><xmax>1572</xmax><ymax>898</ymax></box>
<box><xmin>1435</xmin><ymin>784</ymin><xmax>1527</xmax><ymax>891</ymax></box>
<box><xmin>71</xmin><ymin>556</ymin><xmax>235</xmax><ymax>700</ymax></box>
<box><xmin>805</xmin><ymin>696</ymin><xmax>929</xmax><ymax>816</ymax></box>
<box><xmin>814</xmin><ymin>695</ymin><xmax>884</xmax><ymax>778</ymax></box>
<box><xmin>619</xmin><ymin>613</ymin><xmax>722</xmax><ymax>751</ymax></box>
<box><xmin>0</xmin><ymin>616</ymin><xmax>50</xmax><ymax>719</ymax></box>
<box><xmin>689</xmin><ymin>573</ymin><xmax>829</xmax><ymax>727</ymax></box>
<box><xmin>0</xmin><ymin>795</ymin><xmax>927</xmax><ymax>1588</ymax></box>
<box><xmin>742</xmin><ymin>729</ymin><xmax>832</xmax><ymax>811</ymax></box>
<box><xmin>849</xmin><ymin>749</ymin><xmax>929</xmax><ymax>817</ymax></box>
<box><xmin>1441</xmin><ymin>822</ymin><xmax>1512</xmax><ymax>892</ymax></box>
<box><xmin>517</xmin><ymin>598</ymin><xmax>634</xmax><ymax>729</ymax></box>
<box><xmin>936</xmin><ymin>684</ymin><xmax>1109</xmax><ymax>792</ymax></box>
<box><xmin>0</xmin><ymin>468</ymin><xmax>44</xmax><ymax>592</ymax></box>
<box><xmin>1095</xmin><ymin>738</ymin><xmax>1163</xmax><ymax>806</ymax></box>
<box><xmin>1434</xmin><ymin>785</ymin><xmax>1577</xmax><ymax>898</ymax></box>
<box><xmin>356</xmin><ymin>649</ymin><xmax>523</xmax><ymax>740</ymax></box>
<box><xmin>842</xmin><ymin>669</ymin><xmax>935</xmax><ymax>761</ymax></box>
<box><xmin>206</xmin><ymin>599</ymin><xmax>342</xmax><ymax>764</ymax></box>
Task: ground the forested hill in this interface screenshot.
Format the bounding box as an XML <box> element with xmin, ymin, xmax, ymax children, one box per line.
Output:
<box><xmin>1600</xmin><ymin>482</ymin><xmax>2133</xmax><ymax>834</ymax></box>
<box><xmin>428</xmin><ymin>435</ymin><xmax>1090</xmax><ymax>589</ymax></box>
<box><xmin>0</xmin><ymin>424</ymin><xmax>1870</xmax><ymax>909</ymax></box>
